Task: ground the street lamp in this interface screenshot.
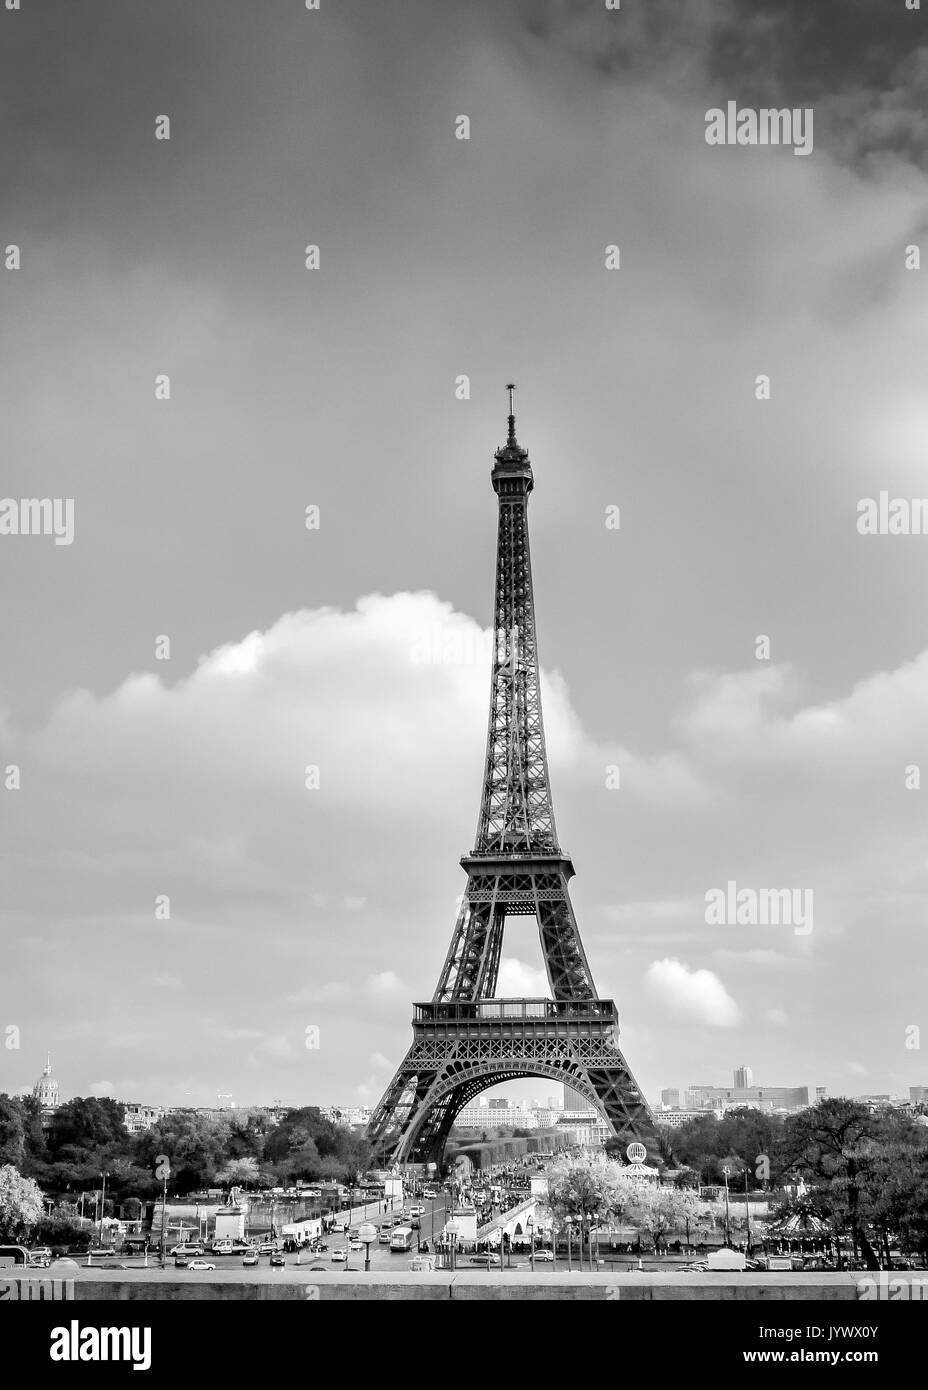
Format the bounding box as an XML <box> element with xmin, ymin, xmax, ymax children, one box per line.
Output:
<box><xmin>527</xmin><ymin>1216</ymin><xmax>535</xmax><ymax>1273</ymax></box>
<box><xmin>445</xmin><ymin>1217</ymin><xmax>459</xmax><ymax>1272</ymax></box>
<box><xmin>98</xmin><ymin>1172</ymin><xmax>110</xmax><ymax>1243</ymax></box>
<box><xmin>722</xmin><ymin>1166</ymin><xmax>732</xmax><ymax>1248</ymax></box>
<box><xmin>566</xmin><ymin>1216</ymin><xmax>574</xmax><ymax>1272</ymax></box>
<box><xmin>358</xmin><ymin>1222</ymin><xmax>377</xmax><ymax>1273</ymax></box>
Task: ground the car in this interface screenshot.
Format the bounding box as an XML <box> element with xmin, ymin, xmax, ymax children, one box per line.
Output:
<box><xmin>348</xmin><ymin>1240</ymin><xmax>363</xmax><ymax>1251</ymax></box>
<box><xmin>308</xmin><ymin>1263</ymin><xmax>327</xmax><ymax>1271</ymax></box>
<box><xmin>87</xmin><ymin>1247</ymin><xmax>117</xmax><ymax>1258</ymax></box>
<box><xmin>407</xmin><ymin>1206</ymin><xmax>423</xmax><ymax>1218</ymax></box>
<box><xmin>174</xmin><ymin>1254</ymin><xmax>191</xmax><ymax>1268</ymax></box>
<box><xmin>330</xmin><ymin>1249</ymin><xmax>347</xmax><ymax>1262</ymax></box>
<box><xmin>533</xmin><ymin>1250</ymin><xmax>554</xmax><ymax>1263</ymax></box>
<box><xmin>269</xmin><ymin>1253</ymin><xmax>285</xmax><ymax>1267</ymax></box>
<box><xmin>469</xmin><ymin>1253</ymin><xmax>501</xmax><ymax>1267</ymax></box>
<box><xmin>187</xmin><ymin>1260</ymin><xmax>217</xmax><ymax>1271</ymax></box>
<box><xmin>170</xmin><ymin>1244</ymin><xmax>204</xmax><ymax>1257</ymax></box>
<box><xmin>409</xmin><ymin>1218</ymin><xmax>421</xmax><ymax>1230</ymax></box>
<box><xmin>242</xmin><ymin>1251</ymin><xmax>260</xmax><ymax>1266</ymax></box>
<box><xmin>27</xmin><ymin>1253</ymin><xmax>52</xmax><ymax>1268</ymax></box>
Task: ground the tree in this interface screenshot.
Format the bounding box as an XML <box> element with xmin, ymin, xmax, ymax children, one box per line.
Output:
<box><xmin>780</xmin><ymin>1099</ymin><xmax>888</xmax><ymax>1270</ymax></box>
<box><xmin>46</xmin><ymin>1097</ymin><xmax>128</xmax><ymax>1157</ymax></box>
<box><xmin>0</xmin><ymin>1164</ymin><xmax>44</xmax><ymax>1241</ymax></box>
<box><xmin>215</xmin><ymin>1157</ymin><xmax>260</xmax><ymax>1188</ymax></box>
<box><xmin>0</xmin><ymin>1096</ymin><xmax>27</xmax><ymax>1169</ymax></box>
<box><xmin>133</xmin><ymin>1112</ymin><xmax>227</xmax><ymax>1194</ymax></box>
<box><xmin>547</xmin><ymin>1155</ymin><xmax>633</xmax><ymax>1224</ymax></box>
<box><xmin>625</xmin><ymin>1186</ymin><xmax>704</xmax><ymax>1254</ymax></box>
<box><xmin>32</xmin><ymin>1202</ymin><xmax>93</xmax><ymax>1251</ymax></box>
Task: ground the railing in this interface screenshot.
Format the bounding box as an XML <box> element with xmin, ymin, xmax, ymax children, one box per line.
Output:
<box><xmin>413</xmin><ymin>998</ymin><xmax>618</xmax><ymax>1025</ymax></box>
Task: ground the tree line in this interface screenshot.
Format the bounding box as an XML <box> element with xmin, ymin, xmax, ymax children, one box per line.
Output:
<box><xmin>0</xmin><ymin>1092</ymin><xmax>373</xmax><ymax>1240</ymax></box>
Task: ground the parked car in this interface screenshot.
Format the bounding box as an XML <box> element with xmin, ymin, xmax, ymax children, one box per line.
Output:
<box><xmin>469</xmin><ymin>1253</ymin><xmax>501</xmax><ymax>1267</ymax></box>
<box><xmin>87</xmin><ymin>1248</ymin><xmax>117</xmax><ymax>1258</ymax></box>
<box><xmin>533</xmin><ymin>1250</ymin><xmax>554</xmax><ymax>1263</ymax></box>
<box><xmin>330</xmin><ymin>1249</ymin><xmax>347</xmax><ymax>1263</ymax></box>
<box><xmin>187</xmin><ymin>1260</ymin><xmax>217</xmax><ymax>1271</ymax></box>
<box><xmin>242</xmin><ymin>1250</ymin><xmax>260</xmax><ymax>1266</ymax></box>
<box><xmin>170</xmin><ymin>1244</ymin><xmax>204</xmax><ymax>1257</ymax></box>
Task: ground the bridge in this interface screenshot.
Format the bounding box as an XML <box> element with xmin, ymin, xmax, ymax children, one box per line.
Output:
<box><xmin>476</xmin><ymin>1197</ymin><xmax>541</xmax><ymax>1245</ymax></box>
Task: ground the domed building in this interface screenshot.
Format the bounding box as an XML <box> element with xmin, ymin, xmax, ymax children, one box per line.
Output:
<box><xmin>33</xmin><ymin>1053</ymin><xmax>60</xmax><ymax>1125</ymax></box>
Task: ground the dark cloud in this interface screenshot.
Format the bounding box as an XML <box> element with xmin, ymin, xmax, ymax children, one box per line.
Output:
<box><xmin>515</xmin><ymin>0</ymin><xmax>928</xmax><ymax>169</ymax></box>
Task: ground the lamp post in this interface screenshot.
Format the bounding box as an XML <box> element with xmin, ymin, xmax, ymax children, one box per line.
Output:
<box><xmin>722</xmin><ymin>1166</ymin><xmax>732</xmax><ymax>1247</ymax></box>
<box><xmin>358</xmin><ymin>1222</ymin><xmax>377</xmax><ymax>1273</ymax></box>
<box><xmin>445</xmin><ymin>1218</ymin><xmax>459</xmax><ymax>1272</ymax></box>
<box><xmin>566</xmin><ymin>1217</ymin><xmax>574</xmax><ymax>1272</ymax></box>
<box><xmin>744</xmin><ymin>1170</ymin><xmax>752</xmax><ymax>1255</ymax></box>
<box><xmin>98</xmin><ymin>1172</ymin><xmax>110</xmax><ymax>1243</ymax></box>
<box><xmin>159</xmin><ymin>1170</ymin><xmax>168</xmax><ymax>1269</ymax></box>
<box><xmin>527</xmin><ymin>1216</ymin><xmax>535</xmax><ymax>1273</ymax></box>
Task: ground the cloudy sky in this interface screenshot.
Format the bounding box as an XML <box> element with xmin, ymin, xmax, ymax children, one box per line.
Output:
<box><xmin>2</xmin><ymin>0</ymin><xmax>927</xmax><ymax>1113</ymax></box>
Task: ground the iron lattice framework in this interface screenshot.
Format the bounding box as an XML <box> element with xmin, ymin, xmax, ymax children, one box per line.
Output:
<box><xmin>368</xmin><ymin>390</ymin><xmax>656</xmax><ymax>1168</ymax></box>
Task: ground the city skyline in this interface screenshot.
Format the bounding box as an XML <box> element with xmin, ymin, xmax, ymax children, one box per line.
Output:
<box><xmin>11</xmin><ymin>1046</ymin><xmax>923</xmax><ymax>1115</ymax></box>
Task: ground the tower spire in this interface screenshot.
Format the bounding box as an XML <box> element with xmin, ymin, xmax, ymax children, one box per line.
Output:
<box><xmin>506</xmin><ymin>382</ymin><xmax>516</xmax><ymax>444</ymax></box>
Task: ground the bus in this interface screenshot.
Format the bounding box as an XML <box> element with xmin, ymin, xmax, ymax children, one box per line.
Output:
<box><xmin>389</xmin><ymin>1226</ymin><xmax>414</xmax><ymax>1253</ymax></box>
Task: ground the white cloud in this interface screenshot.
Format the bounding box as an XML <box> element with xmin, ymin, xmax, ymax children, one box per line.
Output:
<box><xmin>496</xmin><ymin>958</ymin><xmax>550</xmax><ymax>997</ymax></box>
<box><xmin>645</xmin><ymin>958</ymin><xmax>740</xmax><ymax>1027</ymax></box>
<box><xmin>88</xmin><ymin>1080</ymin><xmax>115</xmax><ymax>1097</ymax></box>
<box><xmin>367</xmin><ymin>972</ymin><xmax>405</xmax><ymax>997</ymax></box>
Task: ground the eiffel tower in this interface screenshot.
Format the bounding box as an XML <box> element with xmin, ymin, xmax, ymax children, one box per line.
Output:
<box><xmin>368</xmin><ymin>387</ymin><xmax>657</xmax><ymax>1168</ymax></box>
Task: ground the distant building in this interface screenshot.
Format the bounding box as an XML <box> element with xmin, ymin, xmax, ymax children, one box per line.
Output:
<box><xmin>557</xmin><ymin>1117</ymin><xmax>610</xmax><ymax>1147</ymax></box>
<box><xmin>531</xmin><ymin>1108</ymin><xmax>562</xmax><ymax>1128</ymax></box>
<box><xmin>733</xmin><ymin>1066</ymin><xmax>753</xmax><ymax>1089</ymax></box>
<box><xmin>815</xmin><ymin>1086</ymin><xmax>827</xmax><ymax>1103</ymax></box>
<box><xmin>564</xmin><ymin>1085</ymin><xmax>591</xmax><ymax>1111</ymax></box>
<box><xmin>660</xmin><ymin>1088</ymin><xmax>681</xmax><ymax>1109</ymax></box>
<box><xmin>655</xmin><ymin>1109</ymin><xmax>709</xmax><ymax>1129</ymax></box>
<box><xmin>319</xmin><ymin>1105</ymin><xmax>372</xmax><ymax>1126</ymax></box>
<box><xmin>456</xmin><ymin>1106</ymin><xmax>538</xmax><ymax>1130</ymax></box>
<box><xmin>122</xmin><ymin>1103</ymin><xmax>165</xmax><ymax>1134</ymax></box>
<box><xmin>487</xmin><ymin>1098</ymin><xmax>510</xmax><ymax>1110</ymax></box>
<box><xmin>854</xmin><ymin>1094</ymin><xmax>892</xmax><ymax>1114</ymax></box>
<box><xmin>32</xmin><ymin>1054</ymin><xmax>60</xmax><ymax>1126</ymax></box>
<box><xmin>685</xmin><ymin>1084</ymin><xmax>808</xmax><ymax>1114</ymax></box>
<box><xmin>910</xmin><ymin>1086</ymin><xmax>928</xmax><ymax>1106</ymax></box>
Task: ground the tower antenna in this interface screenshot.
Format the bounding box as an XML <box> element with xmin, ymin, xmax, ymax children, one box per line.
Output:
<box><xmin>505</xmin><ymin>382</ymin><xmax>516</xmax><ymax>443</ymax></box>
